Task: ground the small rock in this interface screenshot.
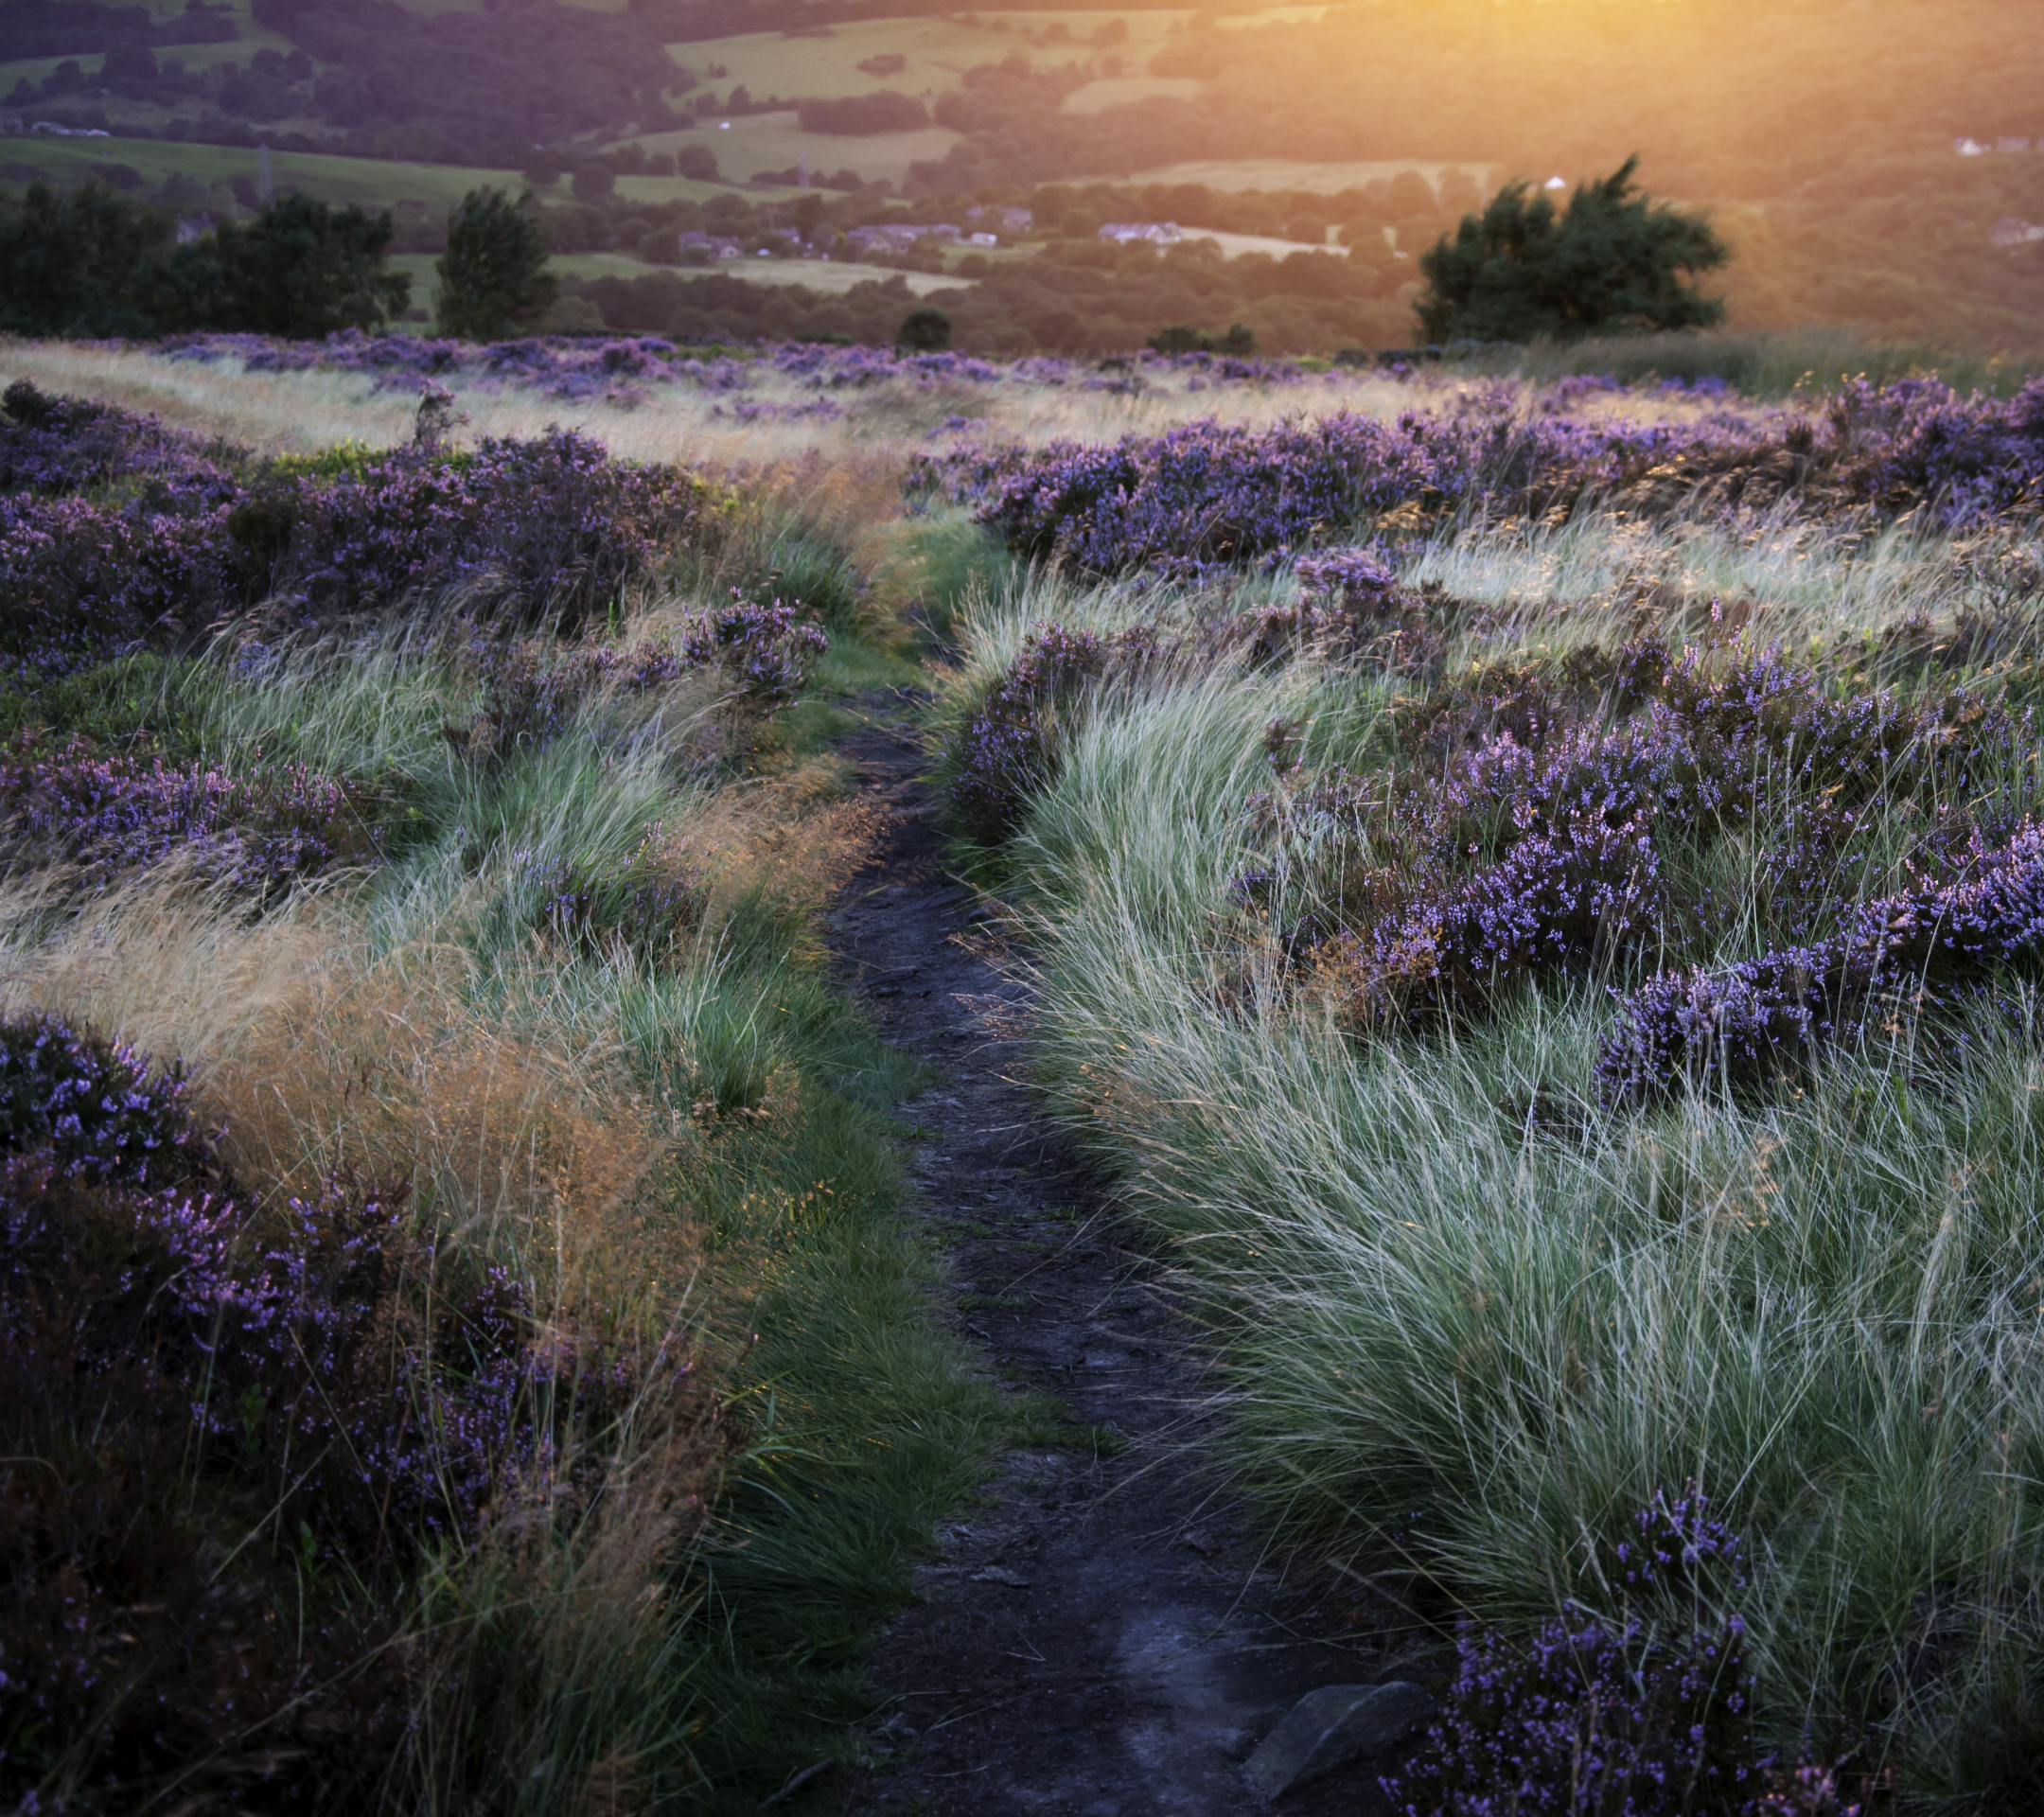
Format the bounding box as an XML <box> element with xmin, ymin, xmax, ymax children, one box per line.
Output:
<box><xmin>1080</xmin><ymin>1803</ymin><xmax>1123</xmax><ymax>1817</ymax></box>
<box><xmin>1176</xmin><ymin>1528</ymin><xmax>1222</xmax><ymax>1557</ymax></box>
<box><xmin>1242</xmin><ymin>1682</ymin><xmax>1433</xmax><ymax>1798</ymax></box>
<box><xmin>970</xmin><ymin>1565</ymin><xmax>1031</xmax><ymax>1588</ymax></box>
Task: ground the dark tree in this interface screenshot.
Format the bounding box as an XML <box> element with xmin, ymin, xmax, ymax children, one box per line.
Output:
<box><xmin>571</xmin><ymin>164</ymin><xmax>617</xmax><ymax>203</ymax></box>
<box><xmin>0</xmin><ymin>181</ymin><xmax>180</xmax><ymax>338</ymax></box>
<box><xmin>1416</xmin><ymin>157</ymin><xmax>1728</xmax><ymax>344</ymax></box>
<box><xmin>211</xmin><ymin>193</ymin><xmax>410</xmax><ymax>337</ymax></box>
<box><xmin>897</xmin><ymin>307</ymin><xmax>952</xmax><ymax>351</ymax></box>
<box><xmin>436</xmin><ymin>187</ymin><xmax>556</xmax><ymax>342</ymax></box>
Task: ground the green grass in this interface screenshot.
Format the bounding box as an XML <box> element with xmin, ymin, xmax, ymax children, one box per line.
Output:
<box><xmin>1506</xmin><ymin>324</ymin><xmax>2042</xmax><ymax>398</ymax></box>
<box><xmin>934</xmin><ymin>507</ymin><xmax>2044</xmax><ymax>1804</ymax></box>
<box><xmin>0</xmin><ymin>132</ymin><xmax>521</xmax><ymax>216</ymax></box>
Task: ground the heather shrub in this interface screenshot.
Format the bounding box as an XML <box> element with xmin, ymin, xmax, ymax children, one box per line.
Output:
<box><xmin>0</xmin><ymin>1009</ymin><xmax>722</xmax><ymax>1812</ymax></box>
<box><xmin>0</xmin><ymin>1012</ymin><xmax>206</xmax><ymax>1186</ymax></box>
<box><xmin>944</xmin><ymin>622</ymin><xmax>1159</xmax><ymax>847</ymax></box>
<box><xmin>1385</xmin><ymin>1488</ymin><xmax>1776</xmax><ymax>1815</ymax></box>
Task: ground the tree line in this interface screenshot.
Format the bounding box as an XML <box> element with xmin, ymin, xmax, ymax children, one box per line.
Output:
<box><xmin>0</xmin><ymin>181</ymin><xmax>554</xmax><ymax>343</ymax></box>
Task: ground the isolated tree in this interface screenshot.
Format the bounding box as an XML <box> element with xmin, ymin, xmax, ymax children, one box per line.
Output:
<box><xmin>1416</xmin><ymin>156</ymin><xmax>1728</xmax><ymax>344</ymax></box>
<box><xmin>211</xmin><ymin>192</ymin><xmax>410</xmax><ymax>337</ymax></box>
<box><xmin>436</xmin><ymin>187</ymin><xmax>555</xmax><ymax>341</ymax></box>
<box><xmin>898</xmin><ymin>307</ymin><xmax>952</xmax><ymax>352</ymax></box>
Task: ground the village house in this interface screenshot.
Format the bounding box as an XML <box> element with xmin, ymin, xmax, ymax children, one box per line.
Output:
<box><xmin>1096</xmin><ymin>220</ymin><xmax>1182</xmax><ymax>245</ymax></box>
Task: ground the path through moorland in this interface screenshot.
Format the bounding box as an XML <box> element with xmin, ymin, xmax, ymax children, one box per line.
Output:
<box><xmin>818</xmin><ymin>719</ymin><xmax>1428</xmax><ymax>1817</ymax></box>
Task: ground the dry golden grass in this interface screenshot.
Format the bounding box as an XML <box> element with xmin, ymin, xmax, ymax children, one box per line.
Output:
<box><xmin>0</xmin><ymin>865</ymin><xmax>691</xmax><ymax>1321</ymax></box>
<box><xmin>0</xmin><ymin>334</ymin><xmax>1736</xmax><ymax>469</ymax></box>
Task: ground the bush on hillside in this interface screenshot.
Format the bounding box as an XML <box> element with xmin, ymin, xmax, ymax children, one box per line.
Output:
<box><xmin>436</xmin><ymin>186</ymin><xmax>557</xmax><ymax>342</ymax></box>
<box><xmin>1417</xmin><ymin>156</ymin><xmax>1728</xmax><ymax>344</ymax></box>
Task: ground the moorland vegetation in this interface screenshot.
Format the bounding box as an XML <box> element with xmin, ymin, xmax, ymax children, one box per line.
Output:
<box><xmin>3</xmin><ymin>326</ymin><xmax>2043</xmax><ymax>1809</ymax></box>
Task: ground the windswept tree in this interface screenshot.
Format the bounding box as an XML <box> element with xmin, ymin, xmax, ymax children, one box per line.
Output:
<box><xmin>436</xmin><ymin>187</ymin><xmax>556</xmax><ymax>342</ymax></box>
<box><xmin>1416</xmin><ymin>156</ymin><xmax>1728</xmax><ymax>344</ymax></box>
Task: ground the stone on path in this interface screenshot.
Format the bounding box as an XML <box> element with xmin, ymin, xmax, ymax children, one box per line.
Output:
<box><xmin>1242</xmin><ymin>1682</ymin><xmax>1434</xmax><ymax>1798</ymax></box>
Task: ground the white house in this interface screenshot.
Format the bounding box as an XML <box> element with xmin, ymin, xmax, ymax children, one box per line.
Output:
<box><xmin>1097</xmin><ymin>220</ymin><xmax>1182</xmax><ymax>245</ymax></box>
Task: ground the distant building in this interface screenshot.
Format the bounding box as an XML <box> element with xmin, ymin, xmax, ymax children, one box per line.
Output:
<box><xmin>1956</xmin><ymin>136</ymin><xmax>1990</xmax><ymax>155</ymax></box>
<box><xmin>967</xmin><ymin>204</ymin><xmax>1032</xmax><ymax>232</ymax></box>
<box><xmin>1097</xmin><ymin>220</ymin><xmax>1182</xmax><ymax>245</ymax></box>
<box><xmin>678</xmin><ymin>231</ymin><xmax>745</xmax><ymax>258</ymax></box>
<box><xmin>1991</xmin><ymin>217</ymin><xmax>2044</xmax><ymax>247</ymax></box>
<box><xmin>846</xmin><ymin>222</ymin><xmax>925</xmax><ymax>255</ymax></box>
<box><xmin>966</xmin><ymin>232</ymin><xmax>998</xmax><ymax>248</ymax></box>
<box><xmin>1543</xmin><ymin>174</ymin><xmax>1568</xmax><ymax>189</ymax></box>
<box><xmin>174</xmin><ymin>213</ymin><xmax>215</xmax><ymax>245</ymax></box>
<box><xmin>30</xmin><ymin>120</ymin><xmax>111</xmax><ymax>137</ymax></box>
<box><xmin>1996</xmin><ymin>136</ymin><xmax>2035</xmax><ymax>153</ymax></box>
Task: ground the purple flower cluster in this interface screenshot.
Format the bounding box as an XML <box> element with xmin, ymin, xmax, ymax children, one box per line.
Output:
<box><xmin>1383</xmin><ymin>1487</ymin><xmax>1780</xmax><ymax>1817</ymax></box>
<box><xmin>459</xmin><ymin>593</ymin><xmax>826</xmax><ymax>761</ymax></box>
<box><xmin>0</xmin><ymin>379</ymin><xmax>237</xmax><ymax>503</ymax></box>
<box><xmin>1826</xmin><ymin>375</ymin><xmax>2044</xmax><ymax>527</ymax></box>
<box><xmin>1247</xmin><ymin>642</ymin><xmax>2035</xmax><ymax>1036</ymax></box>
<box><xmin>916</xmin><ymin>378</ymin><xmax>2044</xmax><ymax>576</ymax></box>
<box><xmin>1385</xmin><ymin>1613</ymin><xmax>1769</xmax><ymax>1816</ymax></box>
<box><xmin>0</xmin><ymin>490</ymin><xmax>235</xmax><ymax>681</ymax></box>
<box><xmin>0</xmin><ymin>402</ymin><xmax>700</xmax><ymax>679</ymax></box>
<box><xmin>947</xmin><ymin>622</ymin><xmax>1159</xmax><ymax>846</ymax></box>
<box><xmin>917</xmin><ymin>410</ymin><xmax>1732</xmax><ymax>577</ymax></box>
<box><xmin>0</xmin><ymin>1142</ymin><xmax>680</xmax><ymax>1561</ymax></box>
<box><xmin>0</xmin><ymin>739</ymin><xmax>377</xmax><ymax>890</ymax></box>
<box><xmin>1597</xmin><ymin>820</ymin><xmax>2044</xmax><ymax>1103</ymax></box>
<box><xmin>238</xmin><ymin>428</ymin><xmax>698</xmax><ymax>629</ymax></box>
<box><xmin>0</xmin><ymin>1012</ymin><xmax>207</xmax><ymax>1187</ymax></box>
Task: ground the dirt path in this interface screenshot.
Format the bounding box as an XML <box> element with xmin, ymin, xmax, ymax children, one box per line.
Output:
<box><xmin>819</xmin><ymin>722</ymin><xmax>1420</xmax><ymax>1817</ymax></box>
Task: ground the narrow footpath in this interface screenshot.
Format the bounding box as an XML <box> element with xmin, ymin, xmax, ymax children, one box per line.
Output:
<box><xmin>820</xmin><ymin>722</ymin><xmax>1424</xmax><ymax>1817</ymax></box>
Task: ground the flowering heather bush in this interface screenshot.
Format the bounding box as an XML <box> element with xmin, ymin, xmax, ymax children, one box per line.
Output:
<box><xmin>0</xmin><ymin>490</ymin><xmax>237</xmax><ymax>681</ymax></box>
<box><xmin>0</xmin><ymin>1014</ymin><xmax>717</xmax><ymax>1808</ymax></box>
<box><xmin>152</xmin><ymin>331</ymin><xmax>1348</xmax><ymax>406</ymax></box>
<box><xmin>0</xmin><ymin>739</ymin><xmax>379</xmax><ymax>890</ymax></box>
<box><xmin>916</xmin><ymin>379</ymin><xmax>2043</xmax><ymax>577</ymax></box>
<box><xmin>1387</xmin><ymin>1613</ymin><xmax>1770</xmax><ymax>1817</ymax></box>
<box><xmin>919</xmin><ymin>410</ymin><xmax>1734</xmax><ymax>577</ymax></box>
<box><xmin>1240</xmin><ymin>642</ymin><xmax>2039</xmax><ymax>1047</ymax></box>
<box><xmin>0</xmin><ymin>394</ymin><xmax>701</xmax><ymax>680</ymax></box>
<box><xmin>0</xmin><ymin>1013</ymin><xmax>207</xmax><ymax>1187</ymax></box>
<box><xmin>458</xmin><ymin>594</ymin><xmax>826</xmax><ymax>762</ymax></box>
<box><xmin>234</xmin><ymin>428</ymin><xmax>699</xmax><ymax>630</ymax></box>
<box><xmin>1384</xmin><ymin>1487</ymin><xmax>1781</xmax><ymax>1817</ymax></box>
<box><xmin>1597</xmin><ymin>820</ymin><xmax>2044</xmax><ymax>1103</ymax></box>
<box><xmin>0</xmin><ymin>379</ymin><xmax>237</xmax><ymax>502</ymax></box>
<box><xmin>947</xmin><ymin>623</ymin><xmax>1159</xmax><ymax>846</ymax></box>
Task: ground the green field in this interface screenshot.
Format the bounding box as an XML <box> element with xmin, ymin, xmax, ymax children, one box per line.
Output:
<box><xmin>620</xmin><ymin>115</ymin><xmax>963</xmax><ymax>193</ymax></box>
<box><xmin>0</xmin><ymin>132</ymin><xmax>520</xmax><ymax>215</ymax></box>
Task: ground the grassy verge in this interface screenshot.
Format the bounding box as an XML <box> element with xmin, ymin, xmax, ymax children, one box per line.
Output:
<box><xmin>0</xmin><ymin>434</ymin><xmax>1038</xmax><ymax>1810</ymax></box>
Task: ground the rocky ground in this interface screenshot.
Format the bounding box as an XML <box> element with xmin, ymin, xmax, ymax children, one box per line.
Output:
<box><xmin>808</xmin><ymin>720</ymin><xmax>1435</xmax><ymax>1817</ymax></box>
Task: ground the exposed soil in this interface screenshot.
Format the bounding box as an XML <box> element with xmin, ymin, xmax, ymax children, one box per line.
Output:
<box><xmin>815</xmin><ymin>720</ymin><xmax>1429</xmax><ymax>1817</ymax></box>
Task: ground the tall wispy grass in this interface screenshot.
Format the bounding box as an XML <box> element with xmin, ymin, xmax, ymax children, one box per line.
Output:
<box><xmin>945</xmin><ymin>506</ymin><xmax>2044</xmax><ymax>1801</ymax></box>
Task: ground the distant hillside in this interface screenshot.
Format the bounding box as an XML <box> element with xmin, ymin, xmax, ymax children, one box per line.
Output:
<box><xmin>2</xmin><ymin>0</ymin><xmax>2038</xmax><ymax>355</ymax></box>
